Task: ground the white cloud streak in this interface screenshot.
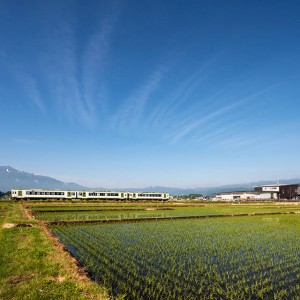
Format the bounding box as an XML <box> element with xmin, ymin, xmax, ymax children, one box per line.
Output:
<box><xmin>17</xmin><ymin>71</ymin><xmax>45</xmax><ymax>112</ymax></box>
<box><xmin>4</xmin><ymin>62</ymin><xmax>46</xmax><ymax>112</ymax></box>
<box><xmin>169</xmin><ymin>86</ymin><xmax>274</xmax><ymax>144</ymax></box>
<box><xmin>1</xmin><ymin>3</ymin><xmax>116</xmax><ymax>128</ymax></box>
<box><xmin>193</xmin><ymin>121</ymin><xmax>243</xmax><ymax>145</ymax></box>
<box><xmin>47</xmin><ymin>4</ymin><xmax>119</xmax><ymax>128</ymax></box>
<box><xmin>148</xmin><ymin>51</ymin><xmax>225</xmax><ymax>127</ymax></box>
<box><xmin>54</xmin><ymin>21</ymin><xmax>83</xmax><ymax>124</ymax></box>
<box><xmin>80</xmin><ymin>16</ymin><xmax>117</xmax><ymax>125</ymax></box>
<box><xmin>113</xmin><ymin>67</ymin><xmax>166</xmax><ymax>132</ymax></box>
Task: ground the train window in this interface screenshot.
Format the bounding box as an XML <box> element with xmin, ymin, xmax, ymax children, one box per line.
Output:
<box><xmin>89</xmin><ymin>192</ymin><xmax>98</xmax><ymax>196</ymax></box>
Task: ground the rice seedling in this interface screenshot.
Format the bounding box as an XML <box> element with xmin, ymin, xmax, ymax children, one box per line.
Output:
<box><xmin>50</xmin><ymin>214</ymin><xmax>300</xmax><ymax>299</ymax></box>
<box><xmin>34</xmin><ymin>204</ymin><xmax>300</xmax><ymax>222</ymax></box>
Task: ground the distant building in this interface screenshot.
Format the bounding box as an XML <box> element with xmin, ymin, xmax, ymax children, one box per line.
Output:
<box><xmin>212</xmin><ymin>183</ymin><xmax>300</xmax><ymax>201</ymax></box>
<box><xmin>254</xmin><ymin>184</ymin><xmax>300</xmax><ymax>200</ymax></box>
<box><xmin>212</xmin><ymin>191</ymin><xmax>274</xmax><ymax>202</ymax></box>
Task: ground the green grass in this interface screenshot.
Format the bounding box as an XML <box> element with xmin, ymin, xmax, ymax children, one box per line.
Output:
<box><xmin>0</xmin><ymin>201</ymin><xmax>108</xmax><ymax>300</ymax></box>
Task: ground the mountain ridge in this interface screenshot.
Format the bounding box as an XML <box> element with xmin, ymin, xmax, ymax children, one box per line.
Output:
<box><xmin>1</xmin><ymin>166</ymin><xmax>299</xmax><ymax>196</ymax></box>
<box><xmin>0</xmin><ymin>166</ymin><xmax>88</xmax><ymax>191</ymax></box>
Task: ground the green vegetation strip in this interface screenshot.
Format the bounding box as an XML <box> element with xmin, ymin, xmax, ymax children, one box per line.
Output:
<box><xmin>32</xmin><ymin>207</ymin><xmax>174</xmax><ymax>213</ymax></box>
<box><xmin>0</xmin><ymin>201</ymin><xmax>108</xmax><ymax>300</ymax></box>
<box><xmin>28</xmin><ymin>206</ymin><xmax>142</xmax><ymax>211</ymax></box>
<box><xmin>32</xmin><ymin>203</ymin><xmax>300</xmax><ymax>222</ymax></box>
<box><xmin>45</xmin><ymin>211</ymin><xmax>300</xmax><ymax>225</ymax></box>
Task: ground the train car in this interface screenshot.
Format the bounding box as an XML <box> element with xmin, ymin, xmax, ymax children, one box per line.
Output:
<box><xmin>77</xmin><ymin>191</ymin><xmax>128</xmax><ymax>200</ymax></box>
<box><xmin>11</xmin><ymin>189</ymin><xmax>169</xmax><ymax>201</ymax></box>
<box><xmin>11</xmin><ymin>189</ymin><xmax>77</xmax><ymax>200</ymax></box>
<box><xmin>128</xmin><ymin>192</ymin><xmax>169</xmax><ymax>201</ymax></box>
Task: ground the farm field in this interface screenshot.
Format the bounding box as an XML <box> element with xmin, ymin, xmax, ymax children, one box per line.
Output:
<box><xmin>31</xmin><ymin>203</ymin><xmax>300</xmax><ymax>222</ymax></box>
<box><xmin>28</xmin><ymin>204</ymin><xmax>144</xmax><ymax>211</ymax></box>
<box><xmin>50</xmin><ymin>214</ymin><xmax>300</xmax><ymax>299</ymax></box>
<box><xmin>3</xmin><ymin>201</ymin><xmax>300</xmax><ymax>299</ymax></box>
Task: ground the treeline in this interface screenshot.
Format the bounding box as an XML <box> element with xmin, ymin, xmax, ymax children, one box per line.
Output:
<box><xmin>0</xmin><ymin>191</ymin><xmax>11</xmax><ymax>199</ymax></box>
<box><xmin>177</xmin><ymin>194</ymin><xmax>204</xmax><ymax>200</ymax></box>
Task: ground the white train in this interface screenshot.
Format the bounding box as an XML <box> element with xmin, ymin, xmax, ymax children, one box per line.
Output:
<box><xmin>11</xmin><ymin>189</ymin><xmax>169</xmax><ymax>201</ymax></box>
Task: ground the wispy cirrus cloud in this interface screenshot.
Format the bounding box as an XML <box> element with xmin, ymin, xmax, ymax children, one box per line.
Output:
<box><xmin>147</xmin><ymin>51</ymin><xmax>225</xmax><ymax>128</ymax></box>
<box><xmin>168</xmin><ymin>86</ymin><xmax>275</xmax><ymax>144</ymax></box>
<box><xmin>45</xmin><ymin>3</ymin><xmax>120</xmax><ymax>128</ymax></box>
<box><xmin>1</xmin><ymin>2</ymin><xmax>119</xmax><ymax>129</ymax></box>
<box><xmin>3</xmin><ymin>58</ymin><xmax>46</xmax><ymax>112</ymax></box>
<box><xmin>217</xmin><ymin>136</ymin><xmax>262</xmax><ymax>148</ymax></box>
<box><xmin>52</xmin><ymin>20</ymin><xmax>83</xmax><ymax>124</ymax></box>
<box><xmin>113</xmin><ymin>67</ymin><xmax>166</xmax><ymax>132</ymax></box>
<box><xmin>82</xmin><ymin>17</ymin><xmax>114</xmax><ymax>112</ymax></box>
<box><xmin>17</xmin><ymin>71</ymin><xmax>45</xmax><ymax>112</ymax></box>
<box><xmin>193</xmin><ymin>121</ymin><xmax>244</xmax><ymax>146</ymax></box>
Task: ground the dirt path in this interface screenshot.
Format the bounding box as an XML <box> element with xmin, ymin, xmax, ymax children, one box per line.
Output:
<box><xmin>22</xmin><ymin>203</ymin><xmax>95</xmax><ymax>283</ymax></box>
<box><xmin>39</xmin><ymin>220</ymin><xmax>91</xmax><ymax>282</ymax></box>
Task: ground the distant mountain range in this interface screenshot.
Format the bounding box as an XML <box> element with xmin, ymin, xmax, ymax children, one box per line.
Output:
<box><xmin>1</xmin><ymin>166</ymin><xmax>299</xmax><ymax>196</ymax></box>
<box><xmin>0</xmin><ymin>166</ymin><xmax>87</xmax><ymax>192</ymax></box>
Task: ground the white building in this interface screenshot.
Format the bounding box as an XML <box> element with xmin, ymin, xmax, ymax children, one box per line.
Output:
<box><xmin>213</xmin><ymin>183</ymin><xmax>300</xmax><ymax>201</ymax></box>
<box><xmin>212</xmin><ymin>191</ymin><xmax>274</xmax><ymax>202</ymax></box>
<box><xmin>254</xmin><ymin>183</ymin><xmax>300</xmax><ymax>200</ymax></box>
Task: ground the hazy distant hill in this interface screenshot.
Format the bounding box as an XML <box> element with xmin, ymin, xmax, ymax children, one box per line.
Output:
<box><xmin>1</xmin><ymin>166</ymin><xmax>299</xmax><ymax>196</ymax></box>
<box><xmin>109</xmin><ymin>180</ymin><xmax>300</xmax><ymax>196</ymax></box>
<box><xmin>189</xmin><ymin>179</ymin><xmax>300</xmax><ymax>196</ymax></box>
<box><xmin>0</xmin><ymin>166</ymin><xmax>88</xmax><ymax>192</ymax></box>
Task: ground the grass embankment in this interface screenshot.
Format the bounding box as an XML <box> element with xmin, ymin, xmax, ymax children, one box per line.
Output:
<box><xmin>0</xmin><ymin>201</ymin><xmax>108</xmax><ymax>300</ymax></box>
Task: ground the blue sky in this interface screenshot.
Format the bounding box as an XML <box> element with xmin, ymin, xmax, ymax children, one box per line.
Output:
<box><xmin>1</xmin><ymin>0</ymin><xmax>300</xmax><ymax>188</ymax></box>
